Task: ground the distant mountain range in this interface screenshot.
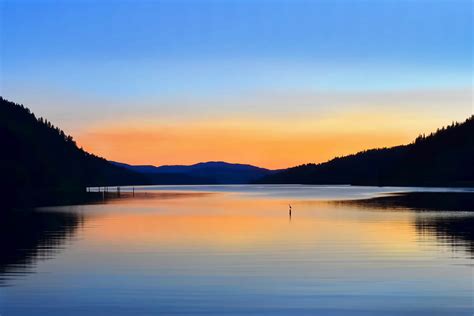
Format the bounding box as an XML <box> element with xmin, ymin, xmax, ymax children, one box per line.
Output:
<box><xmin>2</xmin><ymin>95</ymin><xmax>473</xmax><ymax>207</ymax></box>
<box><xmin>258</xmin><ymin>116</ymin><xmax>474</xmax><ymax>187</ymax></box>
<box><xmin>112</xmin><ymin>161</ymin><xmax>277</xmax><ymax>184</ymax></box>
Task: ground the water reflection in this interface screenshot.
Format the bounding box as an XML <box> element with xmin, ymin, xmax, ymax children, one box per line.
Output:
<box><xmin>339</xmin><ymin>192</ymin><xmax>474</xmax><ymax>256</ymax></box>
<box><xmin>416</xmin><ymin>215</ymin><xmax>474</xmax><ymax>257</ymax></box>
<box><xmin>0</xmin><ymin>210</ymin><xmax>83</xmax><ymax>285</ymax></box>
<box><xmin>340</xmin><ymin>192</ymin><xmax>474</xmax><ymax>212</ymax></box>
<box><xmin>1</xmin><ymin>188</ymin><xmax>473</xmax><ymax>315</ymax></box>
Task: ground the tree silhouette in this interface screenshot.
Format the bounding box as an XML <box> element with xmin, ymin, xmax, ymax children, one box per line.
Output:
<box><xmin>259</xmin><ymin>116</ymin><xmax>474</xmax><ymax>187</ymax></box>
<box><xmin>0</xmin><ymin>97</ymin><xmax>149</xmax><ymax>207</ymax></box>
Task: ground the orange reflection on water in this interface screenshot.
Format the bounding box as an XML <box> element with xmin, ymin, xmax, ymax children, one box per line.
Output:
<box><xmin>80</xmin><ymin>192</ymin><xmax>427</xmax><ymax>255</ymax></box>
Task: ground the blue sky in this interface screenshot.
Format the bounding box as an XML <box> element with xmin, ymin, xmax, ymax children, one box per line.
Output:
<box><xmin>2</xmin><ymin>0</ymin><xmax>471</xmax><ymax>97</ymax></box>
<box><xmin>0</xmin><ymin>0</ymin><xmax>472</xmax><ymax>167</ymax></box>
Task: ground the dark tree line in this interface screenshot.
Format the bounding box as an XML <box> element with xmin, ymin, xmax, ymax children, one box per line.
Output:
<box><xmin>0</xmin><ymin>97</ymin><xmax>149</xmax><ymax>207</ymax></box>
<box><xmin>258</xmin><ymin>116</ymin><xmax>474</xmax><ymax>187</ymax></box>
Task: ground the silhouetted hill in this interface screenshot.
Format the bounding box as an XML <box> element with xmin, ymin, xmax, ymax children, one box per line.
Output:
<box><xmin>0</xmin><ymin>97</ymin><xmax>149</xmax><ymax>206</ymax></box>
<box><xmin>258</xmin><ymin>116</ymin><xmax>474</xmax><ymax>187</ymax></box>
<box><xmin>112</xmin><ymin>161</ymin><xmax>276</xmax><ymax>184</ymax></box>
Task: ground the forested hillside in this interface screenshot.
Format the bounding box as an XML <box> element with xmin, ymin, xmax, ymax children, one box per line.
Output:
<box><xmin>0</xmin><ymin>97</ymin><xmax>148</xmax><ymax>206</ymax></box>
<box><xmin>258</xmin><ymin>116</ymin><xmax>474</xmax><ymax>187</ymax></box>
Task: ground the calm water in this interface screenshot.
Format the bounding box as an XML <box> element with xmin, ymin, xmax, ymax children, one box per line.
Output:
<box><xmin>1</xmin><ymin>185</ymin><xmax>473</xmax><ymax>315</ymax></box>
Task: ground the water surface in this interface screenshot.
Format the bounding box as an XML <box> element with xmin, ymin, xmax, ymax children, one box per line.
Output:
<box><xmin>1</xmin><ymin>185</ymin><xmax>473</xmax><ymax>315</ymax></box>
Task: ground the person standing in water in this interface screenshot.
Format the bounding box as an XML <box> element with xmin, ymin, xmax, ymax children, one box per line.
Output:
<box><xmin>289</xmin><ymin>204</ymin><xmax>292</xmax><ymax>217</ymax></box>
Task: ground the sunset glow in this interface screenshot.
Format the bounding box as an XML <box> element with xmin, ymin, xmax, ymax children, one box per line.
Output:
<box><xmin>2</xmin><ymin>1</ymin><xmax>471</xmax><ymax>169</ymax></box>
<box><xmin>2</xmin><ymin>1</ymin><xmax>473</xmax><ymax>315</ymax></box>
<box><xmin>76</xmin><ymin>109</ymin><xmax>469</xmax><ymax>169</ymax></box>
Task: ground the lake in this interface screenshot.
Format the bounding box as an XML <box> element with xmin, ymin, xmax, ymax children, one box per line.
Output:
<box><xmin>1</xmin><ymin>185</ymin><xmax>473</xmax><ymax>315</ymax></box>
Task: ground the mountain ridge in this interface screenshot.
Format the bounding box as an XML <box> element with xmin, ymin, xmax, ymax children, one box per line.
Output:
<box><xmin>112</xmin><ymin>161</ymin><xmax>277</xmax><ymax>184</ymax></box>
<box><xmin>3</xmin><ymin>94</ymin><xmax>472</xmax><ymax>209</ymax></box>
<box><xmin>257</xmin><ymin>116</ymin><xmax>474</xmax><ymax>187</ymax></box>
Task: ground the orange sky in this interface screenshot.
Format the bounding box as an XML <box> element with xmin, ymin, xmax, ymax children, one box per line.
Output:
<box><xmin>2</xmin><ymin>1</ymin><xmax>471</xmax><ymax>170</ymax></box>
<box><xmin>76</xmin><ymin>110</ymin><xmax>460</xmax><ymax>169</ymax></box>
